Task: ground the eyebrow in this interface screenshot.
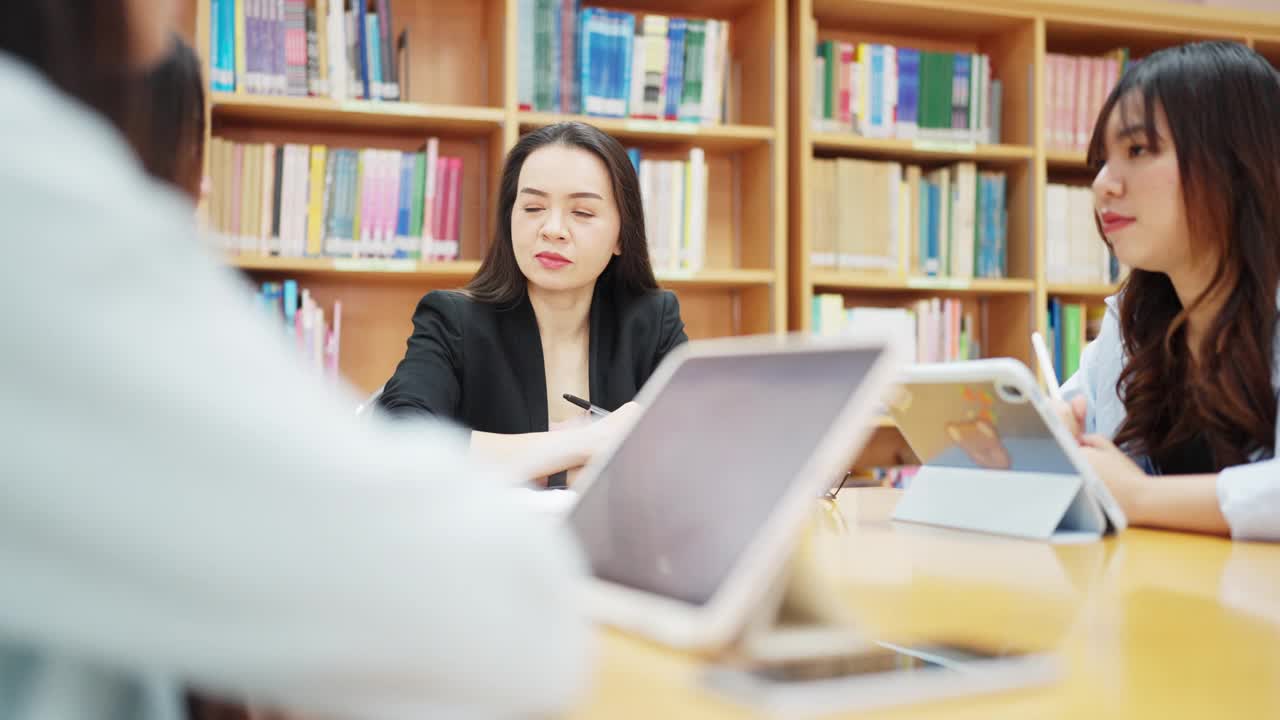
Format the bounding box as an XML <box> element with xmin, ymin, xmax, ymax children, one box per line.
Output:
<box><xmin>1113</xmin><ymin>124</ymin><xmax>1149</xmax><ymax>141</ymax></box>
<box><xmin>518</xmin><ymin>187</ymin><xmax>604</xmax><ymax>200</ymax></box>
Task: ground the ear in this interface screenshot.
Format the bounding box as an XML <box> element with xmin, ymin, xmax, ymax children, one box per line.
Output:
<box><xmin>613</xmin><ymin>238</ymin><xmax>622</xmax><ymax>256</ymax></box>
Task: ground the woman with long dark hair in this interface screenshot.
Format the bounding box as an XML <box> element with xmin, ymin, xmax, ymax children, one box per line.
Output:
<box><xmin>135</xmin><ymin>35</ymin><xmax>207</xmax><ymax>201</ymax></box>
<box><xmin>1061</xmin><ymin>41</ymin><xmax>1280</xmax><ymax>540</ymax></box>
<box><xmin>0</xmin><ymin>3</ymin><xmax>588</xmax><ymax>717</ymax></box>
<box><xmin>379</xmin><ymin>122</ymin><xmax>688</xmax><ymax>485</ymax></box>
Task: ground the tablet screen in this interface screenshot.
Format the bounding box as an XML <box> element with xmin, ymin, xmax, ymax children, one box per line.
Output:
<box><xmin>568</xmin><ymin>347</ymin><xmax>883</xmax><ymax>606</ymax></box>
<box><xmin>889</xmin><ymin>380</ymin><xmax>1078</xmax><ymax>475</ymax></box>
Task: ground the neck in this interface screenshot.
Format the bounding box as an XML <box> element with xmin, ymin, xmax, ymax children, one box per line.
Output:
<box><xmin>1166</xmin><ymin>263</ymin><xmax>1225</xmax><ymax>360</ymax></box>
<box><xmin>527</xmin><ymin>283</ymin><xmax>593</xmax><ymax>343</ymax></box>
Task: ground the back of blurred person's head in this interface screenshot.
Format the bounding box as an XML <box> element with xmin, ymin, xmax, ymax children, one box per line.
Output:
<box><xmin>1</xmin><ymin>0</ymin><xmax>180</xmax><ymax>152</ymax></box>
<box><xmin>136</xmin><ymin>37</ymin><xmax>207</xmax><ymax>201</ymax></box>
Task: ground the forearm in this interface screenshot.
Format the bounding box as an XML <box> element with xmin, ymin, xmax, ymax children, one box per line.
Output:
<box><xmin>1134</xmin><ymin>473</ymin><xmax>1230</xmax><ymax>536</ymax></box>
<box><xmin>470</xmin><ymin>428</ymin><xmax>592</xmax><ymax>481</ymax></box>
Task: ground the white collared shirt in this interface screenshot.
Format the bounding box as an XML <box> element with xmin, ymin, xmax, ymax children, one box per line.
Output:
<box><xmin>1062</xmin><ymin>293</ymin><xmax>1280</xmax><ymax>542</ymax></box>
<box><xmin>0</xmin><ymin>53</ymin><xmax>589</xmax><ymax>719</ymax></box>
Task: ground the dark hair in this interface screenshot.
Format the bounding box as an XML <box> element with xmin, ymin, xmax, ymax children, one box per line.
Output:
<box><xmin>1</xmin><ymin>2</ymin><xmax>144</xmax><ymax>151</ymax></box>
<box><xmin>1085</xmin><ymin>41</ymin><xmax>1280</xmax><ymax>470</ymax></box>
<box><xmin>137</xmin><ymin>36</ymin><xmax>207</xmax><ymax>199</ymax></box>
<box><xmin>463</xmin><ymin>122</ymin><xmax>658</xmax><ymax>305</ymax></box>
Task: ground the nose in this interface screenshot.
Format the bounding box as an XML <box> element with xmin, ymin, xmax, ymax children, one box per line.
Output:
<box><xmin>540</xmin><ymin>206</ymin><xmax>569</xmax><ymax>242</ymax></box>
<box><xmin>1092</xmin><ymin>163</ymin><xmax>1123</xmax><ymax>208</ymax></box>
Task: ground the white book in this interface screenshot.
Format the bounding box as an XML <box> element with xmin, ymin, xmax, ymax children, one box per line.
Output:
<box><xmin>420</xmin><ymin>138</ymin><xmax>438</xmax><ymax>259</ymax></box>
<box><xmin>326</xmin><ymin>0</ymin><xmax>347</xmax><ymax>100</ymax></box>
<box><xmin>701</xmin><ymin>20</ymin><xmax>720</xmax><ymax>124</ymax></box>
<box><xmin>686</xmin><ymin>148</ymin><xmax>707</xmax><ymax>271</ymax></box>
<box><xmin>629</xmin><ymin>36</ymin><xmax>647</xmax><ymax>119</ymax></box>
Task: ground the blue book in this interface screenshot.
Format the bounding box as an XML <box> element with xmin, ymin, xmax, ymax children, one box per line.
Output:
<box><xmin>356</xmin><ymin>1</ymin><xmax>370</xmax><ymax>100</ymax></box>
<box><xmin>616</xmin><ymin>11</ymin><xmax>636</xmax><ymax>118</ymax></box>
<box><xmin>926</xmin><ymin>181</ymin><xmax>940</xmax><ymax>276</ymax></box>
<box><xmin>578</xmin><ymin>9</ymin><xmax>600</xmax><ymax>114</ymax></box>
<box><xmin>664</xmin><ymin>18</ymin><xmax>687</xmax><ymax>120</ymax></box>
<box><xmin>395</xmin><ymin>152</ymin><xmax>414</xmax><ymax>255</ymax></box>
<box><xmin>869</xmin><ymin>45</ymin><xmax>885</xmax><ymax>132</ymax></box>
<box><xmin>211</xmin><ymin>0</ymin><xmax>233</xmax><ymax>91</ymax></box>
<box><xmin>366</xmin><ymin>14</ymin><xmax>383</xmax><ymax>98</ymax></box>
<box><xmin>517</xmin><ymin>0</ymin><xmax>535</xmax><ymax>108</ymax></box>
<box><xmin>1049</xmin><ymin>298</ymin><xmax>1063</xmax><ymax>376</ymax></box>
<box><xmin>626</xmin><ymin>148</ymin><xmax>640</xmax><ymax>174</ymax></box>
<box><xmin>550</xmin><ymin>0</ymin><xmax>563</xmax><ymax>111</ymax></box>
<box><xmin>952</xmin><ymin>53</ymin><xmax>971</xmax><ymax>130</ymax></box>
<box><xmin>896</xmin><ymin>48</ymin><xmax>921</xmax><ymax>132</ymax></box>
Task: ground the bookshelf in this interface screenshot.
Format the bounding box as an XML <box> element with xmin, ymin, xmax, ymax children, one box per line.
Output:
<box><xmin>193</xmin><ymin>0</ymin><xmax>787</xmax><ymax>394</ymax></box>
<box><xmin>788</xmin><ymin>0</ymin><xmax>1280</xmax><ymax>467</ymax></box>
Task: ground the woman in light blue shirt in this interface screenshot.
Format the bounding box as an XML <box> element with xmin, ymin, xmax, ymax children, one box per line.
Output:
<box><xmin>1060</xmin><ymin>41</ymin><xmax>1280</xmax><ymax>541</ymax></box>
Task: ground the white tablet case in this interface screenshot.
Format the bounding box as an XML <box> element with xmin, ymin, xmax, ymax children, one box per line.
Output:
<box><xmin>887</xmin><ymin>359</ymin><xmax>1112</xmax><ymax>543</ymax></box>
<box><xmin>891</xmin><ymin>465</ymin><xmax>1107</xmax><ymax>543</ymax></box>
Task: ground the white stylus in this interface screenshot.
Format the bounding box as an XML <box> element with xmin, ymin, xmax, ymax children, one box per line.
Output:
<box><xmin>1031</xmin><ymin>331</ymin><xmax>1064</xmax><ymax>402</ymax></box>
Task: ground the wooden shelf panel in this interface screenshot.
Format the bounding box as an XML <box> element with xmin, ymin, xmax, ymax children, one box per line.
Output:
<box><xmin>655</xmin><ymin>268</ymin><xmax>777</xmax><ymax>288</ymax></box>
<box><xmin>812</xmin><ymin>272</ymin><xmax>1035</xmax><ymax>294</ymax></box>
<box><xmin>1047</xmin><ymin>283</ymin><xmax>1119</xmax><ymax>299</ymax></box>
<box><xmin>812</xmin><ymin>133</ymin><xmax>1033</xmax><ymax>164</ymax></box>
<box><xmin>229</xmin><ymin>256</ymin><xmax>483</xmax><ymax>281</ymax></box>
<box><xmin>229</xmin><ymin>256</ymin><xmax>773</xmax><ymax>289</ymax></box>
<box><xmin>811</xmin><ymin>0</ymin><xmax>1029</xmax><ymax>36</ymax></box>
<box><xmin>211</xmin><ymin>93</ymin><xmax>505</xmax><ymax>134</ymax></box>
<box><xmin>519</xmin><ymin>112</ymin><xmax>775</xmax><ymax>151</ymax></box>
<box><xmin>1046</xmin><ymin>150</ymin><xmax>1089</xmax><ymax>170</ymax></box>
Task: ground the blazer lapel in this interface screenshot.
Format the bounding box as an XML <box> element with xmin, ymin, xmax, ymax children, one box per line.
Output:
<box><xmin>588</xmin><ymin>279</ymin><xmax>614</xmax><ymax>410</ymax></box>
<box><xmin>503</xmin><ymin>295</ymin><xmax>549</xmax><ymax>433</ymax></box>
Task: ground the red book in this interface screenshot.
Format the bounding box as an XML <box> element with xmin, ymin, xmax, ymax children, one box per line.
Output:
<box><xmin>443</xmin><ymin>157</ymin><xmax>464</xmax><ymax>260</ymax></box>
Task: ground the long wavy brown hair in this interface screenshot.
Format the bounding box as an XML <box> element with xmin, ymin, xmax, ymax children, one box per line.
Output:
<box><xmin>1085</xmin><ymin>41</ymin><xmax>1280</xmax><ymax>471</ymax></box>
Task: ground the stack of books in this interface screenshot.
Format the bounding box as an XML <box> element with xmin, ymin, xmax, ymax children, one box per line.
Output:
<box><xmin>210</xmin><ymin>0</ymin><xmax>408</xmax><ymax>101</ymax></box>
<box><xmin>631</xmin><ymin>147</ymin><xmax>708</xmax><ymax>272</ymax></box>
<box><xmin>810</xmin><ymin>296</ymin><xmax>980</xmax><ymax>364</ymax></box>
<box><xmin>258</xmin><ymin>279</ymin><xmax>342</xmax><ymax>376</ymax></box>
<box><xmin>517</xmin><ymin>3</ymin><xmax>732</xmax><ymax>124</ymax></box>
<box><xmin>1044</xmin><ymin>50</ymin><xmax>1129</xmax><ymax>153</ymax></box>
<box><xmin>811</xmin><ymin>41</ymin><xmax>1003</xmax><ymax>144</ymax></box>
<box><xmin>810</xmin><ymin>159</ymin><xmax>1007</xmax><ymax>279</ymax></box>
<box><xmin>1045</xmin><ymin>183</ymin><xmax>1124</xmax><ymax>285</ymax></box>
<box><xmin>208</xmin><ymin>137</ymin><xmax>462</xmax><ymax>261</ymax></box>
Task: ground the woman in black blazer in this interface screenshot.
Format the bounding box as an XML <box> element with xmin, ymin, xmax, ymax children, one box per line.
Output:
<box><xmin>379</xmin><ymin>122</ymin><xmax>688</xmax><ymax>484</ymax></box>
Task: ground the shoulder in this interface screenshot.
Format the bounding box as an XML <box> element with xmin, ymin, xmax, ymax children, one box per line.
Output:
<box><xmin>613</xmin><ymin>288</ymin><xmax>682</xmax><ymax>321</ymax></box>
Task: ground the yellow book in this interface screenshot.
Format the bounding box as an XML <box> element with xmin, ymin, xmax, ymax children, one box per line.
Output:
<box><xmin>234</xmin><ymin>0</ymin><xmax>246</xmax><ymax>94</ymax></box>
<box><xmin>307</xmin><ymin>145</ymin><xmax>327</xmax><ymax>257</ymax></box>
<box><xmin>316</xmin><ymin>0</ymin><xmax>329</xmax><ymax>95</ymax></box>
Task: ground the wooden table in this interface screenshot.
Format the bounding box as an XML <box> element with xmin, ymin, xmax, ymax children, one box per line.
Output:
<box><xmin>571</xmin><ymin>488</ymin><xmax>1280</xmax><ymax>719</ymax></box>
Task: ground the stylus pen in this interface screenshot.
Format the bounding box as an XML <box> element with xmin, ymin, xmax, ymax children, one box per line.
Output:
<box><xmin>563</xmin><ymin>393</ymin><xmax>611</xmax><ymax>418</ymax></box>
<box><xmin>1031</xmin><ymin>331</ymin><xmax>1065</xmax><ymax>402</ymax></box>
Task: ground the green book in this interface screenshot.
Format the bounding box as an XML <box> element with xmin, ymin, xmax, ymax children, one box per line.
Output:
<box><xmin>1063</xmin><ymin>304</ymin><xmax>1084</xmax><ymax>380</ymax></box>
<box><xmin>409</xmin><ymin>152</ymin><xmax>426</xmax><ymax>239</ymax></box>
<box><xmin>679</xmin><ymin>20</ymin><xmax>706</xmax><ymax>121</ymax></box>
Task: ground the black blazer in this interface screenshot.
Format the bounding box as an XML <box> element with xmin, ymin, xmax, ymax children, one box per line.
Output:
<box><xmin>378</xmin><ymin>279</ymin><xmax>688</xmax><ymax>434</ymax></box>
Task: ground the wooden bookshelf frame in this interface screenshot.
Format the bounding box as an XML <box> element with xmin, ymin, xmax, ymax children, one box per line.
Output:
<box><xmin>789</xmin><ymin>0</ymin><xmax>1280</xmax><ymax>463</ymax></box>
<box><xmin>192</xmin><ymin>0</ymin><xmax>787</xmax><ymax>393</ymax></box>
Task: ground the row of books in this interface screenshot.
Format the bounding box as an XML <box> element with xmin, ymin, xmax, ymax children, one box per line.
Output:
<box><xmin>1047</xmin><ymin>300</ymin><xmax>1105</xmax><ymax>381</ymax></box>
<box><xmin>812</xmin><ymin>41</ymin><xmax>1003</xmax><ymax>144</ymax></box>
<box><xmin>208</xmin><ymin>137</ymin><xmax>462</xmax><ymax>260</ymax></box>
<box><xmin>633</xmin><ymin>148</ymin><xmax>708</xmax><ymax>272</ymax></box>
<box><xmin>210</xmin><ymin>0</ymin><xmax>405</xmax><ymax>101</ymax></box>
<box><xmin>1046</xmin><ymin>183</ymin><xmax>1125</xmax><ymax>285</ymax></box>
<box><xmin>811</xmin><ymin>296</ymin><xmax>981</xmax><ymax>364</ymax></box>
<box><xmin>518</xmin><ymin>4</ymin><xmax>732</xmax><ymax>124</ymax></box>
<box><xmin>810</xmin><ymin>159</ymin><xmax>1007</xmax><ymax>279</ymax></box>
<box><xmin>1045</xmin><ymin>50</ymin><xmax>1128</xmax><ymax>153</ymax></box>
<box><xmin>257</xmin><ymin>280</ymin><xmax>342</xmax><ymax>376</ymax></box>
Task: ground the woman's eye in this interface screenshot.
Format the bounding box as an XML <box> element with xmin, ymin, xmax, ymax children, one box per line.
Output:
<box><xmin>1127</xmin><ymin>144</ymin><xmax>1147</xmax><ymax>159</ymax></box>
<box><xmin>573</xmin><ymin>210</ymin><xmax>595</xmax><ymax>218</ymax></box>
<box><xmin>523</xmin><ymin>206</ymin><xmax>544</xmax><ymax>213</ymax></box>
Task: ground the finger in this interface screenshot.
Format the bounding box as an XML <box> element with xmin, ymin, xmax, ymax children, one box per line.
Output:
<box><xmin>1070</xmin><ymin>395</ymin><xmax>1088</xmax><ymax>423</ymax></box>
<box><xmin>1080</xmin><ymin>434</ymin><xmax>1115</xmax><ymax>450</ymax></box>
